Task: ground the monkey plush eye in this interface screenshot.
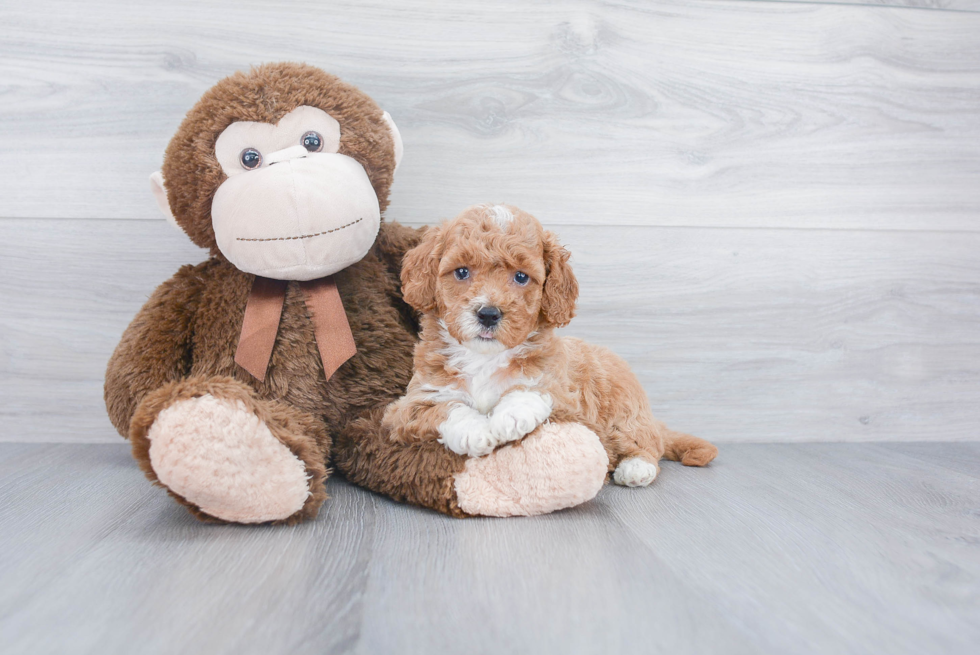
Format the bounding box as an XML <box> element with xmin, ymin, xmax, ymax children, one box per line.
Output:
<box><xmin>239</xmin><ymin>148</ymin><xmax>262</xmax><ymax>170</ymax></box>
<box><xmin>453</xmin><ymin>267</ymin><xmax>470</xmax><ymax>281</ymax></box>
<box><xmin>514</xmin><ymin>271</ymin><xmax>530</xmax><ymax>286</ymax></box>
<box><xmin>302</xmin><ymin>131</ymin><xmax>323</xmax><ymax>153</ymax></box>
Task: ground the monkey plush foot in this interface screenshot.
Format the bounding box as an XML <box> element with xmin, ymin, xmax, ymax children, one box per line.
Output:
<box><xmin>130</xmin><ymin>377</ymin><xmax>328</xmax><ymax>524</ymax></box>
<box><xmin>453</xmin><ymin>422</ymin><xmax>608</xmax><ymax>517</ymax></box>
<box><xmin>147</xmin><ymin>395</ymin><xmax>311</xmax><ymax>523</ymax></box>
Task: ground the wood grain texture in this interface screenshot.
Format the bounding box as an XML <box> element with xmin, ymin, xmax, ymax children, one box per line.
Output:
<box><xmin>0</xmin><ymin>442</ymin><xmax>976</xmax><ymax>655</ymax></box>
<box><xmin>2</xmin><ymin>218</ymin><xmax>978</xmax><ymax>444</ymax></box>
<box><xmin>0</xmin><ymin>0</ymin><xmax>978</xmax><ymax>229</ymax></box>
<box><xmin>763</xmin><ymin>0</ymin><xmax>980</xmax><ymax>12</ymax></box>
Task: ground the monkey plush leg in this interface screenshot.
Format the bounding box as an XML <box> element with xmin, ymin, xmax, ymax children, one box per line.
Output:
<box><xmin>129</xmin><ymin>376</ymin><xmax>328</xmax><ymax>525</ymax></box>
<box><xmin>336</xmin><ymin>409</ymin><xmax>608</xmax><ymax>518</ymax></box>
<box><xmin>453</xmin><ymin>422</ymin><xmax>609</xmax><ymax>517</ymax></box>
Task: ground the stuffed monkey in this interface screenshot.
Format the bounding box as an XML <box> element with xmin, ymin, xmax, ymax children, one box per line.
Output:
<box><xmin>105</xmin><ymin>63</ymin><xmax>609</xmax><ymax>523</ymax></box>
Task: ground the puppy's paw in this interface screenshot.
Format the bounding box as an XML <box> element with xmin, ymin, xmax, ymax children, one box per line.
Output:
<box><xmin>438</xmin><ymin>405</ymin><xmax>496</xmax><ymax>457</ymax></box>
<box><xmin>488</xmin><ymin>391</ymin><xmax>553</xmax><ymax>444</ymax></box>
<box><xmin>613</xmin><ymin>457</ymin><xmax>659</xmax><ymax>487</ymax></box>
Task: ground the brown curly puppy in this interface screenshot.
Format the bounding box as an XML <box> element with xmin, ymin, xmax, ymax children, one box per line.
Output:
<box><xmin>383</xmin><ymin>204</ymin><xmax>717</xmax><ymax>487</ymax></box>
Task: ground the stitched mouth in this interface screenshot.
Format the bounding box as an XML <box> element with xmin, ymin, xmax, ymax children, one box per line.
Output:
<box><xmin>236</xmin><ymin>217</ymin><xmax>363</xmax><ymax>242</ymax></box>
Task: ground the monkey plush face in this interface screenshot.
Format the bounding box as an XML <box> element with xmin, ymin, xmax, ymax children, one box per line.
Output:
<box><xmin>151</xmin><ymin>63</ymin><xmax>403</xmax><ymax>281</ymax></box>
<box><xmin>209</xmin><ymin>104</ymin><xmax>385</xmax><ymax>279</ymax></box>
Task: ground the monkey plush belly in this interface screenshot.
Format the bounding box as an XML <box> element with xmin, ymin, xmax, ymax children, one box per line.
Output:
<box><xmin>185</xmin><ymin>256</ymin><xmax>416</xmax><ymax>426</ymax></box>
<box><xmin>185</xmin><ymin>260</ymin><xmax>327</xmax><ymax>416</ymax></box>
<box><xmin>120</xmin><ymin>252</ymin><xmax>417</xmax><ymax>525</ymax></box>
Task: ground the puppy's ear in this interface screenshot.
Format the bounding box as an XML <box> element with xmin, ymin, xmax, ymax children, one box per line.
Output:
<box><xmin>401</xmin><ymin>225</ymin><xmax>443</xmax><ymax>313</ymax></box>
<box><xmin>540</xmin><ymin>231</ymin><xmax>578</xmax><ymax>328</ymax></box>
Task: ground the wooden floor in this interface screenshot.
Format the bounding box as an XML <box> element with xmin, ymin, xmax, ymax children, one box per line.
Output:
<box><xmin>1</xmin><ymin>442</ymin><xmax>977</xmax><ymax>655</ymax></box>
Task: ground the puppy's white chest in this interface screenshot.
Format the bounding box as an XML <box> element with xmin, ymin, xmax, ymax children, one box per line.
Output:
<box><xmin>465</xmin><ymin>372</ymin><xmax>510</xmax><ymax>415</ymax></box>
<box><xmin>444</xmin><ymin>343</ymin><xmax>519</xmax><ymax>414</ymax></box>
<box><xmin>439</xmin><ymin>325</ymin><xmax>534</xmax><ymax>415</ymax></box>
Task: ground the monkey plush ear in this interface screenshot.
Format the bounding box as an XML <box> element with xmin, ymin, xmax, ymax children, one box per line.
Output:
<box><xmin>149</xmin><ymin>171</ymin><xmax>182</xmax><ymax>232</ymax></box>
<box><xmin>382</xmin><ymin>111</ymin><xmax>404</xmax><ymax>173</ymax></box>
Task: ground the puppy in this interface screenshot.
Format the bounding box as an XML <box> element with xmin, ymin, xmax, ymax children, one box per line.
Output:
<box><xmin>383</xmin><ymin>204</ymin><xmax>717</xmax><ymax>486</ymax></box>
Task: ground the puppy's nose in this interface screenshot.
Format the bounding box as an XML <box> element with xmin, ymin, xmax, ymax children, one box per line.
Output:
<box><xmin>476</xmin><ymin>306</ymin><xmax>503</xmax><ymax>328</ymax></box>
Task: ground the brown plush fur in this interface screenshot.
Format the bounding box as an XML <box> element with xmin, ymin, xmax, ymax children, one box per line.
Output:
<box><xmin>335</xmin><ymin>406</ymin><xmax>470</xmax><ymax>518</ymax></box>
<box><xmin>105</xmin><ymin>63</ymin><xmax>468</xmax><ymax>522</ymax></box>
<box><xmin>385</xmin><ymin>204</ymin><xmax>718</xmax><ymax>473</ymax></box>
<box><xmin>129</xmin><ymin>376</ymin><xmax>329</xmax><ymax>525</ymax></box>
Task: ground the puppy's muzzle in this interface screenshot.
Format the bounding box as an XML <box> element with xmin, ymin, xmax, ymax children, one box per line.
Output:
<box><xmin>476</xmin><ymin>306</ymin><xmax>503</xmax><ymax>328</ymax></box>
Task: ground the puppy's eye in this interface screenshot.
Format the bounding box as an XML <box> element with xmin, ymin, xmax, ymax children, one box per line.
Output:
<box><xmin>453</xmin><ymin>267</ymin><xmax>470</xmax><ymax>281</ymax></box>
<box><xmin>514</xmin><ymin>271</ymin><xmax>529</xmax><ymax>286</ymax></box>
<box><xmin>240</xmin><ymin>148</ymin><xmax>262</xmax><ymax>170</ymax></box>
<box><xmin>301</xmin><ymin>131</ymin><xmax>323</xmax><ymax>153</ymax></box>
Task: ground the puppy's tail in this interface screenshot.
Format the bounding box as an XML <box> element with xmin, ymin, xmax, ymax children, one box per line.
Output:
<box><xmin>663</xmin><ymin>429</ymin><xmax>718</xmax><ymax>467</ymax></box>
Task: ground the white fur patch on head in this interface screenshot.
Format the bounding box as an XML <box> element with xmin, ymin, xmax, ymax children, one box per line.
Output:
<box><xmin>613</xmin><ymin>457</ymin><xmax>659</xmax><ymax>487</ymax></box>
<box><xmin>486</xmin><ymin>204</ymin><xmax>514</xmax><ymax>228</ymax></box>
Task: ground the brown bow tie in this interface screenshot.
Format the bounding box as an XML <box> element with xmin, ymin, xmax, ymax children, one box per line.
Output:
<box><xmin>234</xmin><ymin>276</ymin><xmax>357</xmax><ymax>382</ymax></box>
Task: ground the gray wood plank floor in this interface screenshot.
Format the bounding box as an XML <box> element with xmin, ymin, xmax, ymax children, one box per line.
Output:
<box><xmin>1</xmin><ymin>442</ymin><xmax>977</xmax><ymax>655</ymax></box>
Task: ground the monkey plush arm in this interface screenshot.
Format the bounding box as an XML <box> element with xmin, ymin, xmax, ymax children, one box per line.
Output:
<box><xmin>375</xmin><ymin>221</ymin><xmax>426</xmax><ymax>276</ymax></box>
<box><xmin>104</xmin><ymin>263</ymin><xmax>205</xmax><ymax>438</ymax></box>
<box><xmin>374</xmin><ymin>221</ymin><xmax>426</xmax><ymax>332</ymax></box>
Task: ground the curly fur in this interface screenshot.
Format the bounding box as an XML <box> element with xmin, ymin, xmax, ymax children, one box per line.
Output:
<box><xmin>385</xmin><ymin>204</ymin><xmax>718</xmax><ymax>474</ymax></box>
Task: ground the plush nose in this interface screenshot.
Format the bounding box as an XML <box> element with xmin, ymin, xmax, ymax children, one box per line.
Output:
<box><xmin>265</xmin><ymin>145</ymin><xmax>310</xmax><ymax>166</ymax></box>
<box><xmin>476</xmin><ymin>306</ymin><xmax>503</xmax><ymax>328</ymax></box>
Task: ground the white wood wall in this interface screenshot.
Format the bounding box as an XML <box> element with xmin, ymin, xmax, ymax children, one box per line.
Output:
<box><xmin>1</xmin><ymin>0</ymin><xmax>978</xmax><ymax>443</ymax></box>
